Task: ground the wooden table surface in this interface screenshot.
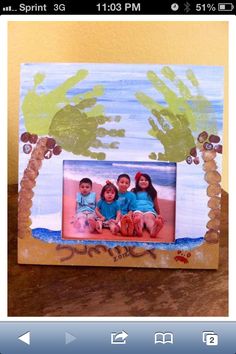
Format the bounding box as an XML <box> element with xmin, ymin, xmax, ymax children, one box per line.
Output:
<box><xmin>8</xmin><ymin>185</ymin><xmax>228</xmax><ymax>317</ymax></box>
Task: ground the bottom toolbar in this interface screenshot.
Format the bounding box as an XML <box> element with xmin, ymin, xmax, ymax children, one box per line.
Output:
<box><xmin>0</xmin><ymin>321</ymin><xmax>235</xmax><ymax>353</ymax></box>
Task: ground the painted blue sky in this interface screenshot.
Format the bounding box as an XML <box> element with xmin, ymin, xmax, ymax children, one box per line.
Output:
<box><xmin>19</xmin><ymin>63</ymin><xmax>224</xmax><ymax>240</ymax></box>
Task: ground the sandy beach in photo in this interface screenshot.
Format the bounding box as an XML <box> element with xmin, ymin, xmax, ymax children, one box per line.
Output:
<box><xmin>62</xmin><ymin>178</ymin><xmax>175</xmax><ymax>243</ymax></box>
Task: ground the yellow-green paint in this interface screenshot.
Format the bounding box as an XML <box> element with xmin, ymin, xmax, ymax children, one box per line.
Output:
<box><xmin>22</xmin><ymin>69</ymin><xmax>90</xmax><ymax>135</ymax></box>
<box><xmin>49</xmin><ymin>104</ymin><xmax>125</xmax><ymax>160</ymax></box>
<box><xmin>135</xmin><ymin>66</ymin><xmax>217</xmax><ymax>162</ymax></box>
<box><xmin>22</xmin><ymin>69</ymin><xmax>125</xmax><ymax>159</ymax></box>
<box><xmin>148</xmin><ymin>109</ymin><xmax>195</xmax><ymax>162</ymax></box>
<box><xmin>162</xmin><ymin>67</ymin><xmax>217</xmax><ymax>134</ymax></box>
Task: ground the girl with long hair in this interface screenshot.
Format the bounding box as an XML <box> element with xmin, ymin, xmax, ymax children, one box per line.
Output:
<box><xmin>132</xmin><ymin>172</ymin><xmax>164</xmax><ymax>237</ymax></box>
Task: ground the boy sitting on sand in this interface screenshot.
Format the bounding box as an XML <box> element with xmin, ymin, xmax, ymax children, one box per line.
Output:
<box><xmin>117</xmin><ymin>174</ymin><xmax>136</xmax><ymax>236</ymax></box>
<box><xmin>74</xmin><ymin>178</ymin><xmax>97</xmax><ymax>232</ymax></box>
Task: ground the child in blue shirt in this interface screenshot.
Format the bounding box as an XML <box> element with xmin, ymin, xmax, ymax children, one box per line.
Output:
<box><xmin>117</xmin><ymin>173</ymin><xmax>136</xmax><ymax>236</ymax></box>
<box><xmin>74</xmin><ymin>178</ymin><xmax>97</xmax><ymax>232</ymax></box>
<box><xmin>132</xmin><ymin>172</ymin><xmax>164</xmax><ymax>237</ymax></box>
<box><xmin>95</xmin><ymin>181</ymin><xmax>121</xmax><ymax>235</ymax></box>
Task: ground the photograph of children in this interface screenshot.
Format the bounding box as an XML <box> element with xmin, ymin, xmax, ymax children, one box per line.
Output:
<box><xmin>62</xmin><ymin>160</ymin><xmax>176</xmax><ymax>243</ymax></box>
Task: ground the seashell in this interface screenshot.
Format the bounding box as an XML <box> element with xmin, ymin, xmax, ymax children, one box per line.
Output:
<box><xmin>203</xmin><ymin>160</ymin><xmax>217</xmax><ymax>172</ymax></box>
<box><xmin>193</xmin><ymin>157</ymin><xmax>200</xmax><ymax>165</ymax></box>
<box><xmin>31</xmin><ymin>149</ymin><xmax>45</xmax><ymax>160</ymax></box>
<box><xmin>208</xmin><ymin>209</ymin><xmax>221</xmax><ymax>219</ymax></box>
<box><xmin>18</xmin><ymin>196</ymin><xmax>33</xmax><ymax>208</ymax></box>
<box><xmin>203</xmin><ymin>142</ymin><xmax>213</xmax><ymax>151</ymax></box>
<box><xmin>186</xmin><ymin>156</ymin><xmax>192</xmax><ymax>164</ymax></box>
<box><xmin>23</xmin><ymin>143</ymin><xmax>32</xmax><ymax>154</ymax></box>
<box><xmin>18</xmin><ymin>213</ymin><xmax>31</xmax><ymax>223</ymax></box>
<box><xmin>207</xmin><ymin>197</ymin><xmax>221</xmax><ymax>209</ymax></box>
<box><xmin>29</xmin><ymin>134</ymin><xmax>38</xmax><ymax>144</ymax></box>
<box><xmin>24</xmin><ymin>168</ymin><xmax>38</xmax><ymax>181</ymax></box>
<box><xmin>53</xmin><ymin>145</ymin><xmax>62</xmax><ymax>156</ymax></box>
<box><xmin>204</xmin><ymin>230</ymin><xmax>219</xmax><ymax>243</ymax></box>
<box><xmin>202</xmin><ymin>150</ymin><xmax>216</xmax><ymax>162</ymax></box>
<box><xmin>38</xmin><ymin>137</ymin><xmax>48</xmax><ymax>147</ymax></box>
<box><xmin>20</xmin><ymin>132</ymin><xmax>31</xmax><ymax>143</ymax></box>
<box><xmin>18</xmin><ymin>218</ymin><xmax>32</xmax><ymax>228</ymax></box>
<box><xmin>18</xmin><ymin>208</ymin><xmax>31</xmax><ymax>218</ymax></box>
<box><xmin>209</xmin><ymin>134</ymin><xmax>220</xmax><ymax>143</ymax></box>
<box><xmin>28</xmin><ymin>159</ymin><xmax>42</xmax><ymax>171</ymax></box>
<box><xmin>18</xmin><ymin>227</ymin><xmax>32</xmax><ymax>239</ymax></box>
<box><xmin>20</xmin><ymin>177</ymin><xmax>36</xmax><ymax>190</ymax></box>
<box><xmin>204</xmin><ymin>171</ymin><xmax>221</xmax><ymax>184</ymax></box>
<box><xmin>190</xmin><ymin>147</ymin><xmax>197</xmax><ymax>157</ymax></box>
<box><xmin>19</xmin><ymin>188</ymin><xmax>34</xmax><ymax>200</ymax></box>
<box><xmin>206</xmin><ymin>218</ymin><xmax>221</xmax><ymax>231</ymax></box>
<box><xmin>18</xmin><ymin>230</ymin><xmax>25</xmax><ymax>239</ymax></box>
<box><xmin>198</xmin><ymin>131</ymin><xmax>208</xmax><ymax>143</ymax></box>
<box><xmin>214</xmin><ymin>144</ymin><xmax>223</xmax><ymax>154</ymax></box>
<box><xmin>44</xmin><ymin>149</ymin><xmax>53</xmax><ymax>159</ymax></box>
<box><xmin>207</xmin><ymin>184</ymin><xmax>221</xmax><ymax>197</ymax></box>
<box><xmin>46</xmin><ymin>138</ymin><xmax>56</xmax><ymax>149</ymax></box>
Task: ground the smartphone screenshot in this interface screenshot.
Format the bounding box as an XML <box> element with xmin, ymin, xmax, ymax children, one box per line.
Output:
<box><xmin>1</xmin><ymin>0</ymin><xmax>235</xmax><ymax>353</ymax></box>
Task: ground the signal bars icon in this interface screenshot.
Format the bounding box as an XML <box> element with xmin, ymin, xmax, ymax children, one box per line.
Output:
<box><xmin>2</xmin><ymin>5</ymin><xmax>16</xmax><ymax>11</ymax></box>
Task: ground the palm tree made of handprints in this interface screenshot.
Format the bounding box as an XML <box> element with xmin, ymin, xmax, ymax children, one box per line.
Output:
<box><xmin>135</xmin><ymin>66</ymin><xmax>218</xmax><ymax>163</ymax></box>
<box><xmin>18</xmin><ymin>69</ymin><xmax>125</xmax><ymax>238</ymax></box>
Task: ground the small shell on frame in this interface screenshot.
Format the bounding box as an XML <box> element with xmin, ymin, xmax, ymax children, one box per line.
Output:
<box><xmin>203</xmin><ymin>160</ymin><xmax>217</xmax><ymax>172</ymax></box>
<box><xmin>31</xmin><ymin>148</ymin><xmax>45</xmax><ymax>160</ymax></box>
<box><xmin>204</xmin><ymin>171</ymin><xmax>221</xmax><ymax>184</ymax></box>
<box><xmin>28</xmin><ymin>159</ymin><xmax>42</xmax><ymax>171</ymax></box>
<box><xmin>18</xmin><ymin>227</ymin><xmax>32</xmax><ymax>239</ymax></box>
<box><xmin>208</xmin><ymin>208</ymin><xmax>221</xmax><ymax>219</ymax></box>
<box><xmin>18</xmin><ymin>218</ymin><xmax>32</xmax><ymax>228</ymax></box>
<box><xmin>20</xmin><ymin>177</ymin><xmax>36</xmax><ymax>190</ymax></box>
<box><xmin>24</xmin><ymin>168</ymin><xmax>39</xmax><ymax>181</ymax></box>
<box><xmin>18</xmin><ymin>207</ymin><xmax>31</xmax><ymax>218</ymax></box>
<box><xmin>204</xmin><ymin>230</ymin><xmax>220</xmax><ymax>243</ymax></box>
<box><xmin>38</xmin><ymin>137</ymin><xmax>48</xmax><ymax>147</ymax></box>
<box><xmin>202</xmin><ymin>150</ymin><xmax>216</xmax><ymax>162</ymax></box>
<box><xmin>206</xmin><ymin>218</ymin><xmax>221</xmax><ymax>231</ymax></box>
<box><xmin>207</xmin><ymin>196</ymin><xmax>221</xmax><ymax>209</ymax></box>
<box><xmin>18</xmin><ymin>196</ymin><xmax>33</xmax><ymax>209</ymax></box>
<box><xmin>207</xmin><ymin>184</ymin><xmax>221</xmax><ymax>197</ymax></box>
<box><xmin>18</xmin><ymin>188</ymin><xmax>34</xmax><ymax>200</ymax></box>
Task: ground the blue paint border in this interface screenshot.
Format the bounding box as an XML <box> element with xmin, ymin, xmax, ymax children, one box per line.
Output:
<box><xmin>32</xmin><ymin>228</ymin><xmax>204</xmax><ymax>251</ymax></box>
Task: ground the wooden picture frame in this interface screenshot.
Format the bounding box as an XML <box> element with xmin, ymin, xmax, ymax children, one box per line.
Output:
<box><xmin>18</xmin><ymin>63</ymin><xmax>224</xmax><ymax>269</ymax></box>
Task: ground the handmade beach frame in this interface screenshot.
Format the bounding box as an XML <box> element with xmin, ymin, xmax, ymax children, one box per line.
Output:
<box><xmin>18</xmin><ymin>63</ymin><xmax>224</xmax><ymax>269</ymax></box>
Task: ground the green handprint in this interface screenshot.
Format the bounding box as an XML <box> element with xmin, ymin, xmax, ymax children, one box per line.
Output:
<box><xmin>148</xmin><ymin>109</ymin><xmax>195</xmax><ymax>162</ymax></box>
<box><xmin>136</xmin><ymin>66</ymin><xmax>217</xmax><ymax>162</ymax></box>
<box><xmin>21</xmin><ymin>70</ymin><xmax>125</xmax><ymax>159</ymax></box>
<box><xmin>22</xmin><ymin>70</ymin><xmax>91</xmax><ymax>135</ymax></box>
<box><xmin>49</xmin><ymin>104</ymin><xmax>125</xmax><ymax>160</ymax></box>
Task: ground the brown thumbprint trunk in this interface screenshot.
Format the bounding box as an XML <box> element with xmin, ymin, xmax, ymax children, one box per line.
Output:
<box><xmin>202</xmin><ymin>150</ymin><xmax>222</xmax><ymax>243</ymax></box>
<box><xmin>18</xmin><ymin>137</ymin><xmax>48</xmax><ymax>239</ymax></box>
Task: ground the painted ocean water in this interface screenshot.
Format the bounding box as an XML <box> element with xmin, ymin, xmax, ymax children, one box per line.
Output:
<box><xmin>18</xmin><ymin>63</ymin><xmax>224</xmax><ymax>248</ymax></box>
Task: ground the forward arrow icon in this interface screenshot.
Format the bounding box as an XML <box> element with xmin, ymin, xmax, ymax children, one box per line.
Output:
<box><xmin>65</xmin><ymin>332</ymin><xmax>77</xmax><ymax>345</ymax></box>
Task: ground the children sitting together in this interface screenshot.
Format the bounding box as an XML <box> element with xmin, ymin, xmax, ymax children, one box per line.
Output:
<box><xmin>74</xmin><ymin>172</ymin><xmax>164</xmax><ymax>238</ymax></box>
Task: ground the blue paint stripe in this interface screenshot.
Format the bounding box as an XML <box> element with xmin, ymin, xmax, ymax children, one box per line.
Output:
<box><xmin>32</xmin><ymin>228</ymin><xmax>204</xmax><ymax>251</ymax></box>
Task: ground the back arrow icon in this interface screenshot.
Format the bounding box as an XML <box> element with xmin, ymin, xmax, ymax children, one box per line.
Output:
<box><xmin>18</xmin><ymin>331</ymin><xmax>30</xmax><ymax>345</ymax></box>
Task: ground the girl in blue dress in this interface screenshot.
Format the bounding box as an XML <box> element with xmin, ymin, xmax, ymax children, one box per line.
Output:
<box><xmin>132</xmin><ymin>172</ymin><xmax>164</xmax><ymax>237</ymax></box>
<box><xmin>95</xmin><ymin>181</ymin><xmax>121</xmax><ymax>235</ymax></box>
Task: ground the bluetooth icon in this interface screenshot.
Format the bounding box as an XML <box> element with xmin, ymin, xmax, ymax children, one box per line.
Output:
<box><xmin>184</xmin><ymin>2</ymin><xmax>191</xmax><ymax>13</ymax></box>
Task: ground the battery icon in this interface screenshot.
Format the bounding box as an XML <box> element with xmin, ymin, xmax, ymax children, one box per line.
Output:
<box><xmin>218</xmin><ymin>3</ymin><xmax>234</xmax><ymax>11</ymax></box>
